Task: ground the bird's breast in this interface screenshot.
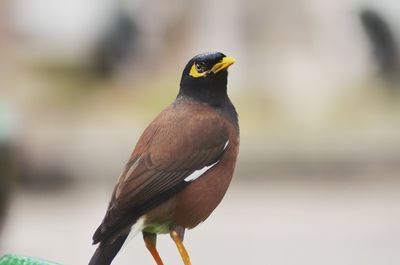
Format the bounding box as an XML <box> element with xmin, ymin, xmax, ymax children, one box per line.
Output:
<box><xmin>173</xmin><ymin>129</ymin><xmax>239</xmax><ymax>228</ymax></box>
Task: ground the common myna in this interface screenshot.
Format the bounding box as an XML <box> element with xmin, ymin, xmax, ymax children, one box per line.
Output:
<box><xmin>89</xmin><ymin>52</ymin><xmax>239</xmax><ymax>265</ymax></box>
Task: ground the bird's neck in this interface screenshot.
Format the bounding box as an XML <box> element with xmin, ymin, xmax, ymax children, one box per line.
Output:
<box><xmin>176</xmin><ymin>92</ymin><xmax>239</xmax><ymax>129</ymax></box>
<box><xmin>178</xmin><ymin>75</ymin><xmax>228</xmax><ymax>105</ymax></box>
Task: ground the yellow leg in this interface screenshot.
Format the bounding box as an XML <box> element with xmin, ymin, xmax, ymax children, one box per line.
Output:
<box><xmin>143</xmin><ymin>232</ymin><xmax>164</xmax><ymax>265</ymax></box>
<box><xmin>170</xmin><ymin>228</ymin><xmax>192</xmax><ymax>265</ymax></box>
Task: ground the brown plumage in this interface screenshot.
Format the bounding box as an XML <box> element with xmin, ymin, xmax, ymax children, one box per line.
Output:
<box><xmin>89</xmin><ymin>52</ymin><xmax>239</xmax><ymax>265</ymax></box>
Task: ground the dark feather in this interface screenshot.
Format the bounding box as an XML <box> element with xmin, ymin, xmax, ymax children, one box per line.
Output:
<box><xmin>89</xmin><ymin>234</ymin><xmax>128</xmax><ymax>265</ymax></box>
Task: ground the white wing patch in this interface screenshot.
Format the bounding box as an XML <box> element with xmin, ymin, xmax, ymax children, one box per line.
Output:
<box><xmin>184</xmin><ymin>140</ymin><xmax>229</xmax><ymax>183</ymax></box>
<box><xmin>184</xmin><ymin>161</ymin><xmax>219</xmax><ymax>182</ymax></box>
<box><xmin>223</xmin><ymin>139</ymin><xmax>229</xmax><ymax>150</ymax></box>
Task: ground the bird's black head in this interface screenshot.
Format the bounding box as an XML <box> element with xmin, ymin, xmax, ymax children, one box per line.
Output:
<box><xmin>178</xmin><ymin>52</ymin><xmax>236</xmax><ymax>105</ymax></box>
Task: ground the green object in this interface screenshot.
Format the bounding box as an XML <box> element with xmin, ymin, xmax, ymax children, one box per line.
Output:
<box><xmin>0</xmin><ymin>255</ymin><xmax>60</xmax><ymax>265</ymax></box>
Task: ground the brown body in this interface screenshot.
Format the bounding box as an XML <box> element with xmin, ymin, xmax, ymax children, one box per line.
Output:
<box><xmin>144</xmin><ymin>100</ymin><xmax>239</xmax><ymax>230</ymax></box>
<box><xmin>93</xmin><ymin>98</ymin><xmax>239</xmax><ymax>244</ymax></box>
<box><xmin>89</xmin><ymin>52</ymin><xmax>238</xmax><ymax>265</ymax></box>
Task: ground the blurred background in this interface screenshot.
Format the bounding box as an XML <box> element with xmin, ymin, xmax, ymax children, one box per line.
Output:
<box><xmin>1</xmin><ymin>0</ymin><xmax>400</xmax><ymax>264</ymax></box>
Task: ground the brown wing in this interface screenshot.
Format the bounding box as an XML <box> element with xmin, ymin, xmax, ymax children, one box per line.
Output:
<box><xmin>93</xmin><ymin>103</ymin><xmax>229</xmax><ymax>243</ymax></box>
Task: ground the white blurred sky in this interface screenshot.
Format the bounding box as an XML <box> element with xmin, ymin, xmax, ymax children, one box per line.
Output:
<box><xmin>9</xmin><ymin>0</ymin><xmax>399</xmax><ymax>95</ymax></box>
<box><xmin>1</xmin><ymin>0</ymin><xmax>400</xmax><ymax>175</ymax></box>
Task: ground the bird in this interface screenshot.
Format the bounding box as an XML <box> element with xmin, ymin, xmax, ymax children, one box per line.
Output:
<box><xmin>89</xmin><ymin>52</ymin><xmax>239</xmax><ymax>265</ymax></box>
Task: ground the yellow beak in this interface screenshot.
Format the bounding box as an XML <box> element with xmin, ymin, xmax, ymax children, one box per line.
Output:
<box><xmin>211</xmin><ymin>56</ymin><xmax>236</xmax><ymax>73</ymax></box>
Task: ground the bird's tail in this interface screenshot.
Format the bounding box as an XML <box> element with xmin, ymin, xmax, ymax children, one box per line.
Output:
<box><xmin>89</xmin><ymin>234</ymin><xmax>128</xmax><ymax>265</ymax></box>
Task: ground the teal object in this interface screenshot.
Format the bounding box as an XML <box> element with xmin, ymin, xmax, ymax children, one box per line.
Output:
<box><xmin>0</xmin><ymin>255</ymin><xmax>60</xmax><ymax>265</ymax></box>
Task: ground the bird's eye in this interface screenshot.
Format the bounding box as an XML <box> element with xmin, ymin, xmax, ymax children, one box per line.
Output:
<box><xmin>195</xmin><ymin>63</ymin><xmax>206</xmax><ymax>73</ymax></box>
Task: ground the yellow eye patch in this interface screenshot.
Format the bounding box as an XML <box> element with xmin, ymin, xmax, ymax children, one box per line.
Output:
<box><xmin>189</xmin><ymin>63</ymin><xmax>208</xmax><ymax>78</ymax></box>
<box><xmin>189</xmin><ymin>56</ymin><xmax>236</xmax><ymax>78</ymax></box>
